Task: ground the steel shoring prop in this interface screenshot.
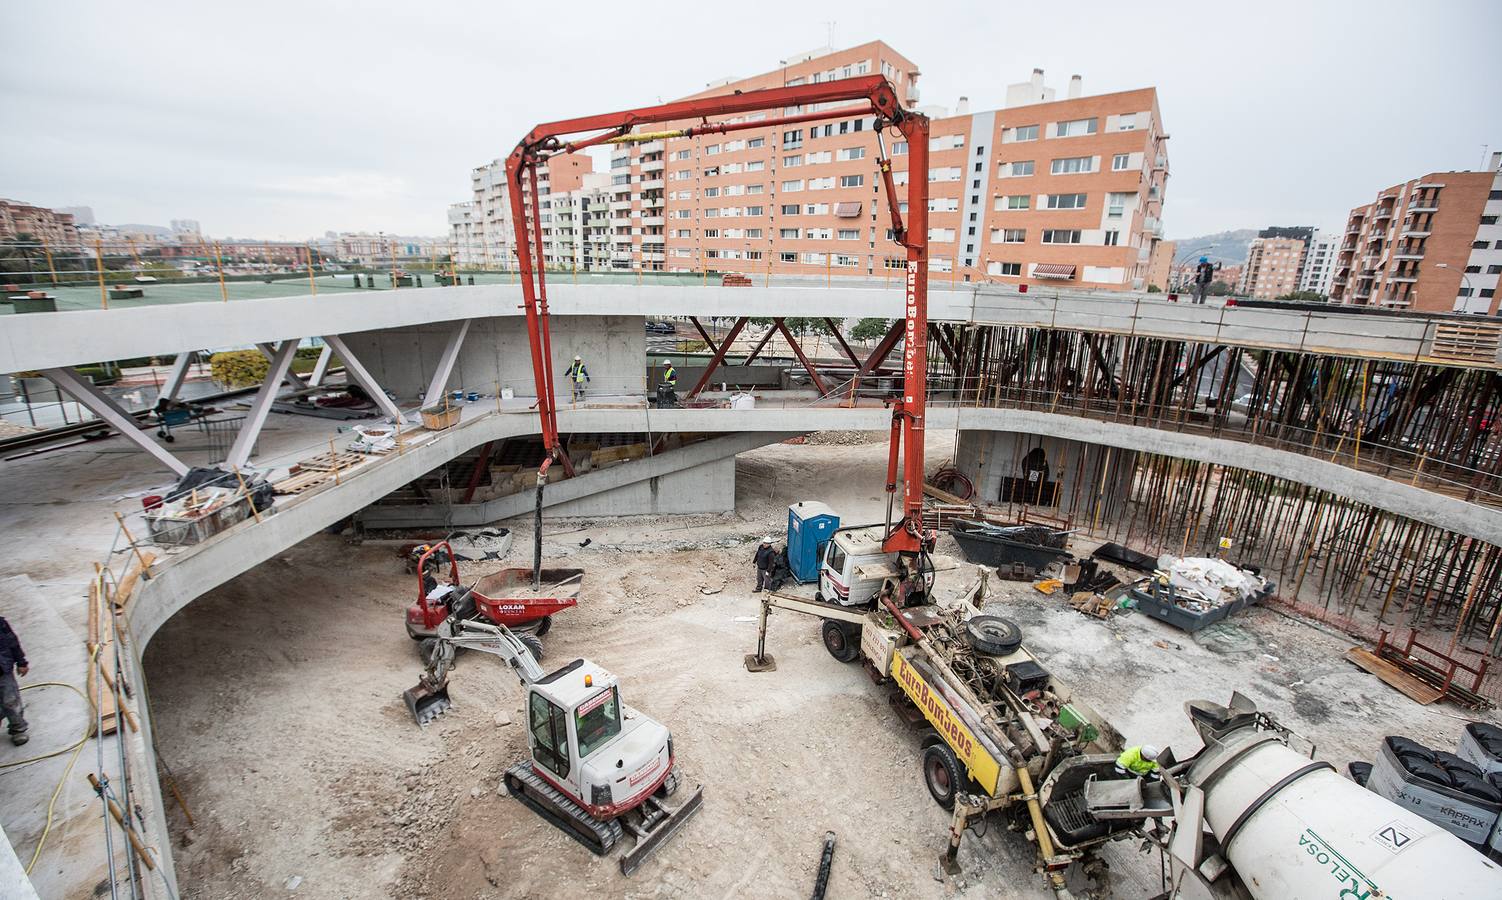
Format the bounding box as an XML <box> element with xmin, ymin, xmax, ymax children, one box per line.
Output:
<box><xmin>687</xmin><ymin>317</ymin><xmax>751</xmax><ymax>398</ymax></box>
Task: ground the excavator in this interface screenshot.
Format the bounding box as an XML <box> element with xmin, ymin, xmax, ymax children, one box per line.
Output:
<box><xmin>403</xmin><ymin>617</ymin><xmax>703</xmax><ymax>875</ymax></box>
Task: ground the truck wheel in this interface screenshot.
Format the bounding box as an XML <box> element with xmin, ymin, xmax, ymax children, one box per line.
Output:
<box><xmin>518</xmin><ymin>631</ymin><xmax>545</xmax><ymax>661</ymax></box>
<box><xmin>821</xmin><ymin>620</ymin><xmax>860</xmax><ymax>663</ymax></box>
<box><xmin>965</xmin><ymin>615</ymin><xmax>1022</xmax><ymax>656</ymax></box>
<box><xmin>534</xmin><ymin>615</ymin><xmax>553</xmax><ymax>637</ymax></box>
<box><xmin>923</xmin><ymin>743</ymin><xmax>962</xmax><ymax>810</ymax></box>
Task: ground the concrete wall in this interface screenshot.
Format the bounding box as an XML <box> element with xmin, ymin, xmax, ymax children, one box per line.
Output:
<box><xmin>338</xmin><ymin>315</ymin><xmax>647</xmax><ymax>400</ymax></box>
<box><xmin>550</xmin><ymin>456</ymin><xmax>735</xmax><ymax>516</ymax></box>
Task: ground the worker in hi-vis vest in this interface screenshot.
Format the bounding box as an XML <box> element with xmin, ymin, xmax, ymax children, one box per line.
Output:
<box><xmin>564</xmin><ymin>355</ymin><xmax>590</xmax><ymax>402</ymax></box>
<box><xmin>1115</xmin><ymin>744</ymin><xmax>1161</xmax><ymax>778</ymax></box>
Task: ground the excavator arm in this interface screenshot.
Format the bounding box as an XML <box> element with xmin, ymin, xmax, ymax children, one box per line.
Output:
<box><xmin>403</xmin><ymin>618</ymin><xmax>546</xmax><ymax>724</ymax></box>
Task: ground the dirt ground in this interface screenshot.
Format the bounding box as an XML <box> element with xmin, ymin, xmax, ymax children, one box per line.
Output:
<box><xmin>144</xmin><ymin>432</ymin><xmax>1500</xmax><ymax>899</ymax></box>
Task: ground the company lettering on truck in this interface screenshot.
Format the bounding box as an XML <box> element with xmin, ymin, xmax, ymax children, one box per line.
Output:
<box><xmin>890</xmin><ymin>651</ymin><xmax>1002</xmax><ymax>796</ymax></box>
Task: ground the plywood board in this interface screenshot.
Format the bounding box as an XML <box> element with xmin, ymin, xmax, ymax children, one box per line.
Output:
<box><xmin>1345</xmin><ymin>647</ymin><xmax>1443</xmax><ymax>705</ymax></box>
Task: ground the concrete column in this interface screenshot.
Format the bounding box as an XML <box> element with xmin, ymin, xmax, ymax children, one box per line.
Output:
<box><xmin>422</xmin><ymin>319</ymin><xmax>471</xmax><ymax>407</ymax></box>
<box><xmin>159</xmin><ymin>351</ymin><xmax>195</xmax><ymax>404</ymax></box>
<box><xmin>322</xmin><ymin>334</ymin><xmax>405</xmax><ymax>422</ymax></box>
<box><xmin>307</xmin><ymin>345</ymin><xmax>333</xmax><ymax>388</ymax></box>
<box><xmin>257</xmin><ymin>342</ymin><xmax>308</xmax><ymax>391</ymax></box>
<box><xmin>41</xmin><ymin>366</ymin><xmax>189</xmax><ymax>476</ymax></box>
<box><xmin>226</xmin><ymin>340</ymin><xmax>297</xmax><ymax>469</ymax></box>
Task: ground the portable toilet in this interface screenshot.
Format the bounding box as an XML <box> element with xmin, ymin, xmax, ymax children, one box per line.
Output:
<box><xmin>787</xmin><ymin>501</ymin><xmax>840</xmax><ymax>583</ymax></box>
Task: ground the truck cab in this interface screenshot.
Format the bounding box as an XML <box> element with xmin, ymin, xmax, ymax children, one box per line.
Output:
<box><xmin>525</xmin><ymin>659</ymin><xmax>675</xmax><ymax>818</ymax></box>
<box><xmin>818</xmin><ymin>526</ymin><xmax>934</xmax><ymax>607</ymax></box>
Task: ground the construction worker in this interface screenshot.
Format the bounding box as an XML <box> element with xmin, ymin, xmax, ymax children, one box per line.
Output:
<box><xmin>0</xmin><ymin>616</ymin><xmax>29</xmax><ymax>746</ymax></box>
<box><xmin>658</xmin><ymin>360</ymin><xmax>678</xmax><ymax>408</ymax></box>
<box><xmin>1192</xmin><ymin>257</ymin><xmax>1216</xmax><ymax>305</ymax></box>
<box><xmin>564</xmin><ymin>355</ymin><xmax>590</xmax><ymax>402</ymax></box>
<box><xmin>753</xmin><ymin>537</ymin><xmax>777</xmax><ymax>593</ymax></box>
<box><xmin>1115</xmin><ymin>744</ymin><xmax>1161</xmax><ymax>778</ymax></box>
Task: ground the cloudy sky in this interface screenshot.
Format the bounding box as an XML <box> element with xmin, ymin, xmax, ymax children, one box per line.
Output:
<box><xmin>3</xmin><ymin>0</ymin><xmax>1498</xmax><ymax>241</ymax></box>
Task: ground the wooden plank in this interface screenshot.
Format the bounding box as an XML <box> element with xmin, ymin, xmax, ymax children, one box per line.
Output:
<box><xmin>298</xmin><ymin>451</ymin><xmax>366</xmax><ymax>472</ymax></box>
<box><xmin>922</xmin><ymin>483</ymin><xmax>971</xmax><ymax>506</ymax></box>
<box><xmin>112</xmin><ymin>552</ymin><xmax>157</xmax><ymax>610</ymax></box>
<box><xmin>272</xmin><ymin>470</ymin><xmax>334</xmax><ymax>495</ymax></box>
<box><xmin>1345</xmin><ymin>647</ymin><xmax>1443</xmax><ymax>704</ymax></box>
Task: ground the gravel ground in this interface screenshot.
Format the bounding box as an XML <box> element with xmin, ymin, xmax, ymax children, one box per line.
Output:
<box><xmin>144</xmin><ymin>433</ymin><xmax>1501</xmax><ymax>899</ymax></box>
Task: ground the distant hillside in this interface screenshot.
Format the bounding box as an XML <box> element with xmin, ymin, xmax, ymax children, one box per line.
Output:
<box><xmin>1168</xmin><ymin>230</ymin><xmax>1256</xmax><ymax>266</ymax></box>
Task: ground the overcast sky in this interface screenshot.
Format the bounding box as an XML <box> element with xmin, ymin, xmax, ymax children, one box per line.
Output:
<box><xmin>3</xmin><ymin>0</ymin><xmax>1498</xmax><ymax>241</ymax></box>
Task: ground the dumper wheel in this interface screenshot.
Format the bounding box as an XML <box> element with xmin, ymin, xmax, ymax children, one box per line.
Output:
<box><xmin>533</xmin><ymin>616</ymin><xmax>552</xmax><ymax>637</ymax></box>
<box><xmin>821</xmin><ymin>620</ymin><xmax>860</xmax><ymax>663</ymax></box>
<box><xmin>518</xmin><ymin>631</ymin><xmax>545</xmax><ymax>662</ymax></box>
<box><xmin>923</xmin><ymin>743</ymin><xmax>962</xmax><ymax>810</ymax></box>
<box><xmin>965</xmin><ymin>615</ymin><xmax>1022</xmax><ymax>656</ymax></box>
<box><xmin>418</xmin><ymin>638</ymin><xmax>441</xmax><ymax>667</ymax></box>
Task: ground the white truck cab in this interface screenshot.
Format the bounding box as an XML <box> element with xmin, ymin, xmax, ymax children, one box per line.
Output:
<box><xmin>818</xmin><ymin>526</ymin><xmax>935</xmax><ymax>607</ymax></box>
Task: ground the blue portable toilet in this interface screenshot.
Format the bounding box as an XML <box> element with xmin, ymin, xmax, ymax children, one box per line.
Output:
<box><xmin>787</xmin><ymin>501</ymin><xmax>840</xmax><ymax>583</ymax></box>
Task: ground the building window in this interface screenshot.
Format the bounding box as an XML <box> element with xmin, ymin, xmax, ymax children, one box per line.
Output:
<box><xmin>993</xmin><ymin>229</ymin><xmax>1026</xmax><ymax>244</ymax></box>
<box><xmin>782</xmin><ymin>180</ymin><xmax>804</xmax><ymax>192</ymax></box>
<box><xmin>746</xmin><ymin>206</ymin><xmax>764</xmax><ymax>216</ymax></box>
<box><xmin>1474</xmin><ymin>241</ymin><xmax>1490</xmax><ymax>249</ymax></box>
<box><xmin>1042</xmin><ymin>229</ymin><xmax>1082</xmax><ymax>244</ymax></box>
<box><xmin>783</xmin><ymin>130</ymin><xmax>803</xmax><ymax>149</ymax></box>
<box><xmin>1055</xmin><ymin>117</ymin><xmax>1098</xmax><ymax>137</ymax></box>
<box><xmin>929</xmin><ymin>228</ymin><xmax>956</xmax><ymax>242</ymax></box>
<box><xmin>989</xmin><ymin>261</ymin><xmax>1022</xmax><ymax>276</ymax></box>
<box><xmin>928</xmin><ymin>167</ymin><xmax>962</xmax><ymax>182</ymax></box>
<box><xmin>1112</xmin><ymin>153</ymin><xmax>1131</xmax><ymax>171</ymax></box>
<box><xmin>704</xmin><ymin>144</ymin><xmax>721</xmax><ymax>156</ymax></box>
<box><xmin>780</xmin><ymin>204</ymin><xmax>800</xmax><ymax>215</ymax></box>
<box><xmin>748</xmin><ymin>137</ymin><xmax>765</xmax><ymax>149</ymax></box>
<box><xmin>839</xmin><ymin>174</ymin><xmax>864</xmax><ymax>188</ymax></box>
<box><xmin>1491</xmin><ymin>190</ymin><xmax>1502</xmax><ymax>200</ymax></box>
<box><xmin>703</xmin><ymin>229</ymin><xmax>720</xmax><ymax>238</ymax></box>
<box><xmin>746</xmin><ymin>184</ymin><xmax>765</xmax><ymax>194</ymax></box>
<box><xmin>747</xmin><ymin>250</ymin><xmax>763</xmax><ymax>260</ymax></box>
<box><xmin>1046</xmin><ymin>193</ymin><xmax>1087</xmax><ymax>210</ymax></box>
<box><xmin>746</xmin><ymin>228</ymin><xmax>764</xmax><ymax>238</ymax></box>
<box><xmin>1004</xmin><ymin>125</ymin><xmax>1039</xmax><ymax>143</ymax></box>
<box><xmin>1487</xmin><ymin>265</ymin><xmax>1502</xmax><ymax>275</ymax></box>
<box><xmin>746</xmin><ymin>160</ymin><xmax>766</xmax><ymax>172</ymax></box>
<box><xmin>1459</xmin><ymin>287</ymin><xmax>1474</xmax><ymax>297</ymax></box>
<box><xmin>838</xmin><ymin>147</ymin><xmax>866</xmax><ymax>161</ymax></box>
<box><xmin>1103</xmin><ymin>230</ymin><xmax>1120</xmax><ymax>246</ymax></box>
<box><xmin>1009</xmin><ymin>160</ymin><xmax>1034</xmax><ymax>177</ymax></box>
<box><xmin>780</xmin><ymin>251</ymin><xmax>797</xmax><ymax>263</ymax></box>
<box><xmin>997</xmin><ymin>194</ymin><xmax>1030</xmax><ymax>211</ymax></box>
<box><xmin>974</xmin><ymin>163</ymin><xmax>983</xmax><ymax>173</ymax></box>
<box><xmin>807</xmin><ymin>151</ymin><xmax>832</xmax><ymax>164</ymax></box>
<box><xmin>704</xmin><ymin>187</ymin><xmax>719</xmax><ymax>198</ymax></box>
<box><xmin>928</xmin><ymin>198</ymin><xmax>959</xmax><ymax>212</ymax></box>
<box><xmin>1466</xmin><ymin>265</ymin><xmax>1483</xmax><ymax>273</ymax></box>
<box><xmin>838</xmin><ymin>228</ymin><xmax>860</xmax><ymax>240</ymax></box>
<box><xmin>892</xmin><ymin>141</ymin><xmax>908</xmax><ymax>155</ymax></box>
<box><xmin>1050</xmin><ymin>156</ymin><xmax>1095</xmax><ymax>175</ymax></box>
<box><xmin>779</xmin><ymin>228</ymin><xmax>799</xmax><ymax>239</ymax></box>
<box><xmin>1482</xmin><ymin>215</ymin><xmax>1498</xmax><ymax>225</ymax></box>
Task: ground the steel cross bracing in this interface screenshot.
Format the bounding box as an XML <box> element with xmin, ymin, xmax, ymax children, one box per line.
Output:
<box><xmin>505</xmin><ymin>75</ymin><xmax>933</xmax><ymax>554</ymax></box>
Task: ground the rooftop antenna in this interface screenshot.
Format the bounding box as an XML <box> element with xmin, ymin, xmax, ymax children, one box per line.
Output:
<box><xmin>822</xmin><ymin>20</ymin><xmax>835</xmax><ymax>49</ymax></box>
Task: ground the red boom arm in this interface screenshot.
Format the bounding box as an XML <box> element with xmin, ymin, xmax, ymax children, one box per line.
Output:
<box><xmin>506</xmin><ymin>75</ymin><xmax>932</xmax><ymax>554</ymax></box>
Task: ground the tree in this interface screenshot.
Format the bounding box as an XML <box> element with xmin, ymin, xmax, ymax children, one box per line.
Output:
<box><xmin>1145</xmin><ymin>284</ymin><xmax>1163</xmax><ymax>293</ymax></box>
<box><xmin>1274</xmin><ymin>290</ymin><xmax>1326</xmax><ymax>303</ymax></box>
<box><xmin>850</xmin><ymin>317</ymin><xmax>893</xmax><ymax>342</ymax></box>
<box><xmin>1207</xmin><ymin>281</ymin><xmax>1232</xmax><ymax>296</ymax></box>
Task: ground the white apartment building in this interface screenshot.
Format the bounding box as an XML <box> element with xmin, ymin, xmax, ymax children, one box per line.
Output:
<box><xmin>1298</xmin><ymin>229</ymin><xmax>1338</xmax><ymax>297</ymax></box>
<box><xmin>446</xmin><ymin>153</ymin><xmax>593</xmax><ymax>269</ymax></box>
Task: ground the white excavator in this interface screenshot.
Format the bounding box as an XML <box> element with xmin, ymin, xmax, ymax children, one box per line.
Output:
<box><xmin>402</xmin><ymin>618</ymin><xmax>703</xmax><ymax>875</ymax></box>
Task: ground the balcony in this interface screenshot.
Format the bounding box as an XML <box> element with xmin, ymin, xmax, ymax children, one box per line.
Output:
<box><xmin>641</xmin><ymin>234</ymin><xmax>665</xmax><ymax>244</ymax></box>
<box><xmin>642</xmin><ymin>197</ymin><xmax>665</xmax><ymax>209</ymax></box>
<box><xmin>1153</xmin><ymin>155</ymin><xmax>1167</xmax><ymax>171</ymax></box>
<box><xmin>1374</xmin><ymin>207</ymin><xmax>1393</xmax><ymax>220</ymax></box>
<box><xmin>641</xmin><ymin>178</ymin><xmax>665</xmax><ymax>190</ymax></box>
<box><xmin>642</xmin><ymin>251</ymin><xmax>665</xmax><ymax>262</ymax></box>
<box><xmin>1400</xmin><ymin>228</ymin><xmax>1431</xmax><ymax>239</ymax></box>
<box><xmin>1388</xmin><ymin>271</ymin><xmax>1419</xmax><ymax>283</ymax></box>
<box><xmin>642</xmin><ymin>216</ymin><xmax>665</xmax><ymax>227</ymax></box>
<box><xmin>609</xmin><ymin>200</ymin><xmax>631</xmax><ymax>211</ymax></box>
<box><xmin>639</xmin><ymin>140</ymin><xmax>664</xmax><ymax>154</ymax></box>
<box><xmin>1408</xmin><ymin>200</ymin><xmax>1439</xmax><ymax>213</ymax></box>
<box><xmin>641</xmin><ymin>159</ymin><xmax>665</xmax><ymax>173</ymax></box>
<box><xmin>610</xmin><ymin>250</ymin><xmax>633</xmax><ymax>261</ymax></box>
<box><xmin>1391</xmin><ymin>248</ymin><xmax>1425</xmax><ymax>261</ymax></box>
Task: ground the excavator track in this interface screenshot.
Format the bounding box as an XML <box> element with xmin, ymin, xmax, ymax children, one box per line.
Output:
<box><xmin>504</xmin><ymin>762</ymin><xmax>624</xmax><ymax>856</ymax></box>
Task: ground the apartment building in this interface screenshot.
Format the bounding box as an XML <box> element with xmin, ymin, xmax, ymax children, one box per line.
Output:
<box><xmin>1331</xmin><ymin>156</ymin><xmax>1502</xmax><ymax>315</ymax></box>
<box><xmin>1240</xmin><ymin>227</ymin><xmax>1312</xmax><ymax>300</ymax></box>
<box><xmin>0</xmin><ymin>198</ymin><xmax>81</xmax><ymax>247</ymax></box>
<box><xmin>446</xmin><ymin>152</ymin><xmax>594</xmax><ymax>268</ymax></box>
<box><xmin>1298</xmin><ymin>229</ymin><xmax>1338</xmax><ymax>297</ymax></box>
<box><xmin>538</xmin><ymin>172</ymin><xmax>612</xmax><ymax>270</ymax></box>
<box><xmin>537</xmin><ymin>42</ymin><xmax>1169</xmax><ymax>289</ymax></box>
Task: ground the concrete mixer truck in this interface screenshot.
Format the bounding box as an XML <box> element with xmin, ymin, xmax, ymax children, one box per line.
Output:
<box><xmin>1152</xmin><ymin>692</ymin><xmax>1502</xmax><ymax>899</ymax></box>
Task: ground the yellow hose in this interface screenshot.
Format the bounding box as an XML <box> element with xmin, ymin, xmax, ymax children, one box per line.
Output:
<box><xmin>2</xmin><ymin>675</ymin><xmax>99</xmax><ymax>873</ymax></box>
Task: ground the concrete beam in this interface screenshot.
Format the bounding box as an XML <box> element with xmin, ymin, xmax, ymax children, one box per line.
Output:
<box><xmin>422</xmin><ymin>319</ymin><xmax>471</xmax><ymax>407</ymax></box>
<box><xmin>226</xmin><ymin>340</ymin><xmax>296</xmax><ymax>469</ymax></box>
<box><xmin>41</xmin><ymin>366</ymin><xmax>189</xmax><ymax>476</ymax></box>
<box><xmin>322</xmin><ymin>334</ymin><xmax>404</xmax><ymax>422</ymax></box>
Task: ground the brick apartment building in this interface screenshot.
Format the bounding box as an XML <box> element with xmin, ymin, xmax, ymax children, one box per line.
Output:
<box><xmin>450</xmin><ymin>42</ymin><xmax>1170</xmax><ymax>291</ymax></box>
<box><xmin>1331</xmin><ymin>156</ymin><xmax>1502</xmax><ymax>315</ymax></box>
<box><xmin>1240</xmin><ymin>227</ymin><xmax>1313</xmax><ymax>300</ymax></box>
<box><xmin>0</xmin><ymin>198</ymin><xmax>81</xmax><ymax>248</ymax></box>
<box><xmin>447</xmin><ymin>152</ymin><xmax>593</xmax><ymax>270</ymax></box>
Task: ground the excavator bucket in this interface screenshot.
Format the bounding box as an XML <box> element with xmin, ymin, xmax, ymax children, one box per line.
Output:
<box><xmin>402</xmin><ymin>678</ymin><xmax>452</xmax><ymax>726</ymax></box>
<box><xmin>619</xmin><ymin>784</ymin><xmax>704</xmax><ymax>876</ymax></box>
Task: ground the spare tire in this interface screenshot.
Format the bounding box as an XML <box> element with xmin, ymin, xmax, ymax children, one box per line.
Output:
<box><xmin>1434</xmin><ymin>751</ymin><xmax>1484</xmax><ymax>779</ymax></box>
<box><xmin>1387</xmin><ymin>736</ymin><xmax>1431</xmax><ymax>759</ymax></box>
<box><xmin>965</xmin><ymin>616</ymin><xmax>1023</xmax><ymax>656</ymax></box>
<box><xmin>1347</xmin><ymin>761</ymin><xmax>1373</xmax><ymax>786</ymax></box>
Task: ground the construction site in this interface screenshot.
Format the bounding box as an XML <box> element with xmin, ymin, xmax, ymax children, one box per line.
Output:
<box><xmin>5</xmin><ymin>53</ymin><xmax>1502</xmax><ymax>900</ymax></box>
